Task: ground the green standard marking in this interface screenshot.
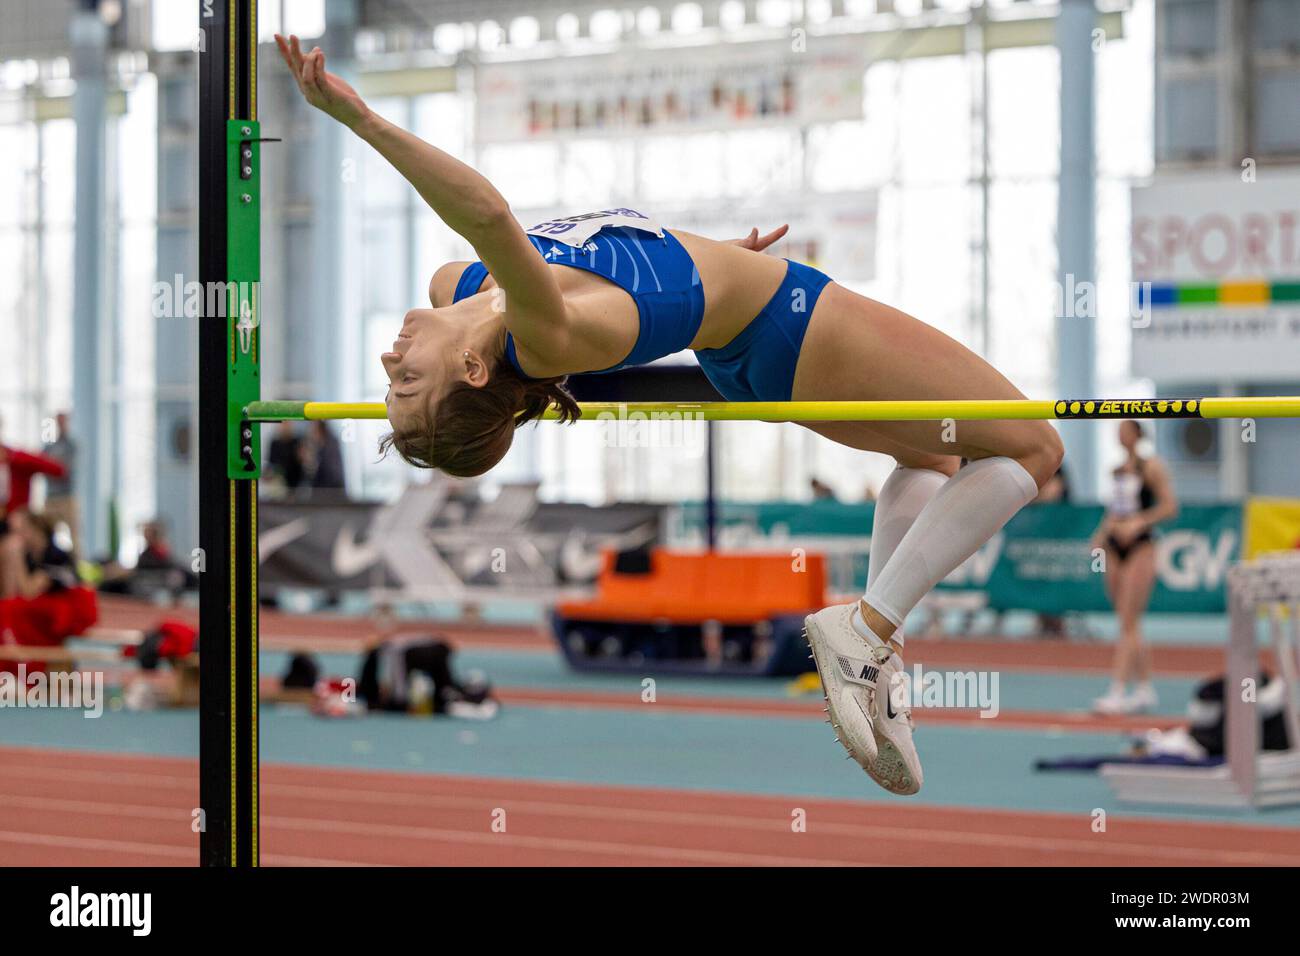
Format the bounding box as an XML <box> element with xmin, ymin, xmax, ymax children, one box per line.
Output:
<box><xmin>227</xmin><ymin>119</ymin><xmax>261</xmax><ymax>477</ymax></box>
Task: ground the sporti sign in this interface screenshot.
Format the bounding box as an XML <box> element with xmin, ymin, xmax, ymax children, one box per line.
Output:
<box><xmin>1131</xmin><ymin>171</ymin><xmax>1300</xmax><ymax>385</ymax></box>
<box><xmin>1053</xmin><ymin>399</ymin><xmax>1202</xmax><ymax>419</ymax></box>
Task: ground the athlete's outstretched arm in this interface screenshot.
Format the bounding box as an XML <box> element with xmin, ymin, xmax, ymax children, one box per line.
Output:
<box><xmin>275</xmin><ymin>35</ymin><xmax>569</xmax><ymax>356</ymax></box>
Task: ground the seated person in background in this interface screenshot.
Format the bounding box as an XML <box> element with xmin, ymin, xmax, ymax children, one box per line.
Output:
<box><xmin>809</xmin><ymin>478</ymin><xmax>837</xmax><ymax>502</ymax></box>
<box><xmin>136</xmin><ymin>520</ymin><xmax>175</xmax><ymax>570</ymax></box>
<box><xmin>356</xmin><ymin>607</ymin><xmax>497</xmax><ymax>718</ymax></box>
<box><xmin>1</xmin><ymin>510</ymin><xmax>78</xmax><ymax>599</ymax></box>
<box><xmin>99</xmin><ymin>519</ymin><xmax>198</xmax><ymax>596</ymax></box>
<box><xmin>0</xmin><ymin>510</ymin><xmax>97</xmax><ymax>661</ymax></box>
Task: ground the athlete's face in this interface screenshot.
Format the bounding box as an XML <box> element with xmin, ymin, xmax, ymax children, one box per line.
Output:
<box><xmin>381</xmin><ymin>307</ymin><xmax>489</xmax><ymax>432</ymax></box>
<box><xmin>1118</xmin><ymin>420</ymin><xmax>1141</xmax><ymax>452</ymax></box>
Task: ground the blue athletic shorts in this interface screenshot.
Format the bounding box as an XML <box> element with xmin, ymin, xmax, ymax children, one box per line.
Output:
<box><xmin>694</xmin><ymin>258</ymin><xmax>832</xmax><ymax>402</ymax></box>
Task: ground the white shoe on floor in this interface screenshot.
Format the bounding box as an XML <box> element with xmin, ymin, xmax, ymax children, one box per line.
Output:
<box><xmin>1091</xmin><ymin>692</ymin><xmax>1129</xmax><ymax>715</ymax></box>
<box><xmin>446</xmin><ymin>699</ymin><xmax>500</xmax><ymax>720</ymax></box>
<box><xmin>1092</xmin><ymin>685</ymin><xmax>1158</xmax><ymax>715</ymax></box>
<box><xmin>804</xmin><ymin>603</ymin><xmax>923</xmax><ymax>795</ymax></box>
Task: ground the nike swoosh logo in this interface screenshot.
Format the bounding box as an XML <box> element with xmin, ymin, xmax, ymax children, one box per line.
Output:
<box><xmin>258</xmin><ymin>517</ymin><xmax>310</xmax><ymax>562</ymax></box>
<box><xmin>332</xmin><ymin>523</ymin><xmax>381</xmax><ymax>577</ymax></box>
<box><xmin>886</xmin><ymin>696</ymin><xmax>898</xmax><ymax>720</ymax></box>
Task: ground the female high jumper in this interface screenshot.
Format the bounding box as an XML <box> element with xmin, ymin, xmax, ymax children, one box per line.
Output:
<box><xmin>277</xmin><ymin>35</ymin><xmax>1064</xmax><ymax>795</ymax></box>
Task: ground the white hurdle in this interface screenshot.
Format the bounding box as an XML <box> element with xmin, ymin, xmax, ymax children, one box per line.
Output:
<box><xmin>1103</xmin><ymin>552</ymin><xmax>1300</xmax><ymax>808</ymax></box>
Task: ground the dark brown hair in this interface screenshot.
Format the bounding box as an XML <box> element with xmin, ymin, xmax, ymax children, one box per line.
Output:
<box><xmin>379</xmin><ymin>359</ymin><xmax>580</xmax><ymax>477</ymax></box>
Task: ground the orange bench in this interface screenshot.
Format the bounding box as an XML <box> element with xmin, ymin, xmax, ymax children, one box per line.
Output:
<box><xmin>556</xmin><ymin>549</ymin><xmax>827</xmax><ymax>625</ymax></box>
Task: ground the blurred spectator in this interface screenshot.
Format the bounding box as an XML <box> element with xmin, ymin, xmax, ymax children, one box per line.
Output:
<box><xmin>281</xmin><ymin>652</ymin><xmax>320</xmax><ymax>690</ymax></box>
<box><xmin>42</xmin><ymin>411</ymin><xmax>80</xmax><ymax>560</ymax></box>
<box><xmin>266</xmin><ymin>421</ymin><xmax>306</xmax><ymax>492</ymax></box>
<box><xmin>1035</xmin><ymin>464</ymin><xmax>1071</xmax><ymax>504</ymax></box>
<box><xmin>308</xmin><ymin>421</ymin><xmax>346</xmax><ymax>494</ymax></box>
<box><xmin>809</xmin><ymin>477</ymin><xmax>837</xmax><ymax>502</ymax></box>
<box><xmin>1091</xmin><ymin>420</ymin><xmax>1179</xmax><ymax>715</ymax></box>
<box><xmin>1033</xmin><ymin>464</ymin><xmax>1071</xmax><ymax>638</ymax></box>
<box><xmin>137</xmin><ymin>520</ymin><xmax>180</xmax><ymax>572</ymax></box>
<box><xmin>356</xmin><ymin>634</ymin><xmax>496</xmax><ymax>717</ymax></box>
<box><xmin>99</xmin><ymin>519</ymin><xmax>197</xmax><ymax>597</ymax></box>
<box><xmin>356</xmin><ymin>607</ymin><xmax>497</xmax><ymax>717</ymax></box>
<box><xmin>0</xmin><ymin>509</ymin><xmax>97</xmax><ymax>667</ymax></box>
<box><xmin>1</xmin><ymin>510</ymin><xmax>78</xmax><ymax>600</ymax></box>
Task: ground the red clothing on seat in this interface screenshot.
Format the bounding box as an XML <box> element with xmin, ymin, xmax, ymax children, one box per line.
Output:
<box><xmin>0</xmin><ymin>587</ymin><xmax>98</xmax><ymax>646</ymax></box>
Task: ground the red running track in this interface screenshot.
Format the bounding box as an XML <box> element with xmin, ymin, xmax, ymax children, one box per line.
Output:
<box><xmin>92</xmin><ymin>595</ymin><xmax>551</xmax><ymax>653</ymax></box>
<box><xmin>93</xmin><ymin>595</ymin><xmax>1252</xmax><ymax>674</ymax></box>
<box><xmin>2</xmin><ymin>745</ymin><xmax>1298</xmax><ymax>867</ymax></box>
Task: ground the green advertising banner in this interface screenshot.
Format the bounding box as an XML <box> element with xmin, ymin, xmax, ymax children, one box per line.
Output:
<box><xmin>677</xmin><ymin>501</ymin><xmax>1241</xmax><ymax>614</ymax></box>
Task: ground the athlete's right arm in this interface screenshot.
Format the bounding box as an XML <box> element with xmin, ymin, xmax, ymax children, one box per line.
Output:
<box><xmin>276</xmin><ymin>35</ymin><xmax>570</xmax><ymax>358</ymax></box>
<box><xmin>354</xmin><ymin>110</ymin><xmax>569</xmax><ymax>356</ymax></box>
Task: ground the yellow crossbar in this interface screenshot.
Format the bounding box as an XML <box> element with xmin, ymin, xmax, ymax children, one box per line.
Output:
<box><xmin>241</xmin><ymin>397</ymin><xmax>1300</xmax><ymax>423</ymax></box>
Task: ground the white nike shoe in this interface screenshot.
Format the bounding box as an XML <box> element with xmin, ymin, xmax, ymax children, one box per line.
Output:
<box><xmin>804</xmin><ymin>604</ymin><xmax>923</xmax><ymax>795</ymax></box>
<box><xmin>871</xmin><ymin>642</ymin><xmax>924</xmax><ymax>795</ymax></box>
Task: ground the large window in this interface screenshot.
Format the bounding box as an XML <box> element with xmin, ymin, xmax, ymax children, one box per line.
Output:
<box><xmin>341</xmin><ymin>3</ymin><xmax>1156</xmax><ymax>504</ymax></box>
<box><xmin>0</xmin><ymin>66</ymin><xmax>158</xmax><ymax>559</ymax></box>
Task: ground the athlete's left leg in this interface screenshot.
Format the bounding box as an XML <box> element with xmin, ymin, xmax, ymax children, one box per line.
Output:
<box><xmin>793</xmin><ymin>283</ymin><xmax>1063</xmax><ymax>641</ymax></box>
<box><xmin>794</xmin><ymin>424</ymin><xmax>956</xmax><ymax>788</ymax></box>
<box><xmin>802</xmin><ymin>422</ymin><xmax>955</xmax><ymax>650</ymax></box>
<box><xmin>793</xmin><ymin>283</ymin><xmax>1063</xmax><ymax>793</ymax></box>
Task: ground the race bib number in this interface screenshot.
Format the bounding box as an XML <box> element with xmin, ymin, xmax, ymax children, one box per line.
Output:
<box><xmin>525</xmin><ymin>208</ymin><xmax>664</xmax><ymax>248</ymax></box>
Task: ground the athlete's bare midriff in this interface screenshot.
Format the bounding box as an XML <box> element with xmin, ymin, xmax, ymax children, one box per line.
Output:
<box><xmin>448</xmin><ymin>228</ymin><xmax>791</xmax><ymax>363</ymax></box>
<box><xmin>671</xmin><ymin>229</ymin><xmax>790</xmax><ymax>348</ymax></box>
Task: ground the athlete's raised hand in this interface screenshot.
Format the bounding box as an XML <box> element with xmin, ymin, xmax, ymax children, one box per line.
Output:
<box><xmin>730</xmin><ymin>224</ymin><xmax>790</xmax><ymax>252</ymax></box>
<box><xmin>275</xmin><ymin>34</ymin><xmax>369</xmax><ymax>129</ymax></box>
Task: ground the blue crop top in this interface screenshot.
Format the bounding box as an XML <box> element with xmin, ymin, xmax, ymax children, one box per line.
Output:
<box><xmin>450</xmin><ymin>213</ymin><xmax>706</xmax><ymax>377</ymax></box>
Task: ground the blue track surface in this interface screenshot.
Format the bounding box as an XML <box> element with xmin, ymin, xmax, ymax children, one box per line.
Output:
<box><xmin>7</xmin><ymin>666</ymin><xmax>1300</xmax><ymax>827</ymax></box>
<box><xmin>257</xmin><ymin>646</ymin><xmax>1197</xmax><ymax>716</ymax></box>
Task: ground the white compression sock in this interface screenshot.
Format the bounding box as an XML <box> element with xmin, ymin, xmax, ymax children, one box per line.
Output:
<box><xmin>850</xmin><ymin>466</ymin><xmax>949</xmax><ymax>649</ymax></box>
<box><xmin>862</xmin><ymin>456</ymin><xmax>1039</xmax><ymax>630</ymax></box>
